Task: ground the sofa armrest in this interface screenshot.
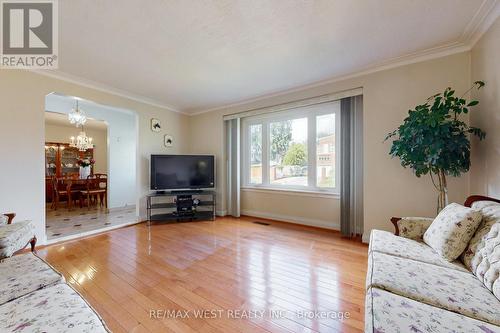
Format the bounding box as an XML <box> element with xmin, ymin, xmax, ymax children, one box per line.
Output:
<box><xmin>464</xmin><ymin>195</ymin><xmax>500</xmax><ymax>207</ymax></box>
<box><xmin>2</xmin><ymin>213</ymin><xmax>15</xmax><ymax>224</ymax></box>
<box><xmin>391</xmin><ymin>217</ymin><xmax>433</xmax><ymax>240</ymax></box>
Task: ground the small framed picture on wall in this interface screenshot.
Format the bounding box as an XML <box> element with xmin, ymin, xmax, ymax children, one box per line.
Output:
<box><xmin>151</xmin><ymin>118</ymin><xmax>161</xmax><ymax>132</ymax></box>
<box><xmin>164</xmin><ymin>134</ymin><xmax>173</xmax><ymax>147</ymax></box>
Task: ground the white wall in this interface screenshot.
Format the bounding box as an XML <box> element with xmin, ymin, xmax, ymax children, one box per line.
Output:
<box><xmin>45</xmin><ymin>121</ymin><xmax>108</xmax><ymax>174</ymax></box>
<box><xmin>189</xmin><ymin>52</ymin><xmax>472</xmax><ymax>238</ymax></box>
<box><xmin>470</xmin><ymin>16</ymin><xmax>500</xmax><ymax>198</ymax></box>
<box><xmin>46</xmin><ymin>95</ymin><xmax>137</xmax><ymax>208</ymax></box>
<box><xmin>0</xmin><ymin>50</ymin><xmax>481</xmax><ymax>244</ymax></box>
<box><xmin>0</xmin><ymin>70</ymin><xmax>190</xmax><ymax>244</ymax></box>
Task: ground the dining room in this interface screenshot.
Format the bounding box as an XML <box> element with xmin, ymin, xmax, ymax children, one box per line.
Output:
<box><xmin>44</xmin><ymin>94</ymin><xmax>138</xmax><ymax>242</ymax></box>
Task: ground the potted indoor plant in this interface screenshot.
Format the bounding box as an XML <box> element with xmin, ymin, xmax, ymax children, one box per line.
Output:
<box><xmin>386</xmin><ymin>81</ymin><xmax>486</xmax><ymax>213</ymax></box>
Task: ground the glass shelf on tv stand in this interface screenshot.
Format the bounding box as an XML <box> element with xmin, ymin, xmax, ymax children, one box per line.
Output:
<box><xmin>146</xmin><ymin>190</ymin><xmax>216</xmax><ymax>224</ymax></box>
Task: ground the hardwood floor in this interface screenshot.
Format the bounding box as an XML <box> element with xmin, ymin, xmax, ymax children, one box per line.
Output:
<box><xmin>37</xmin><ymin>217</ymin><xmax>368</xmax><ymax>333</ymax></box>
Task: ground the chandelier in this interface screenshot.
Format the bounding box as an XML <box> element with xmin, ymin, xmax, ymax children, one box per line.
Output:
<box><xmin>70</xmin><ymin>127</ymin><xmax>94</xmax><ymax>151</ymax></box>
<box><xmin>68</xmin><ymin>100</ymin><xmax>87</xmax><ymax>127</ymax></box>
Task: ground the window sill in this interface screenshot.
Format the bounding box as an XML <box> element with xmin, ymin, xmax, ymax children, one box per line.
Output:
<box><xmin>241</xmin><ymin>186</ymin><xmax>340</xmax><ymax>199</ymax></box>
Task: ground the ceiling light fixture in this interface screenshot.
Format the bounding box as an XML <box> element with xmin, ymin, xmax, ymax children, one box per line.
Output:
<box><xmin>70</xmin><ymin>126</ymin><xmax>94</xmax><ymax>151</ymax></box>
<box><xmin>68</xmin><ymin>100</ymin><xmax>87</xmax><ymax>127</ymax></box>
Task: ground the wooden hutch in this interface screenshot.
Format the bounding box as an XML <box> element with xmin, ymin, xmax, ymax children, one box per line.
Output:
<box><xmin>45</xmin><ymin>142</ymin><xmax>94</xmax><ymax>202</ymax></box>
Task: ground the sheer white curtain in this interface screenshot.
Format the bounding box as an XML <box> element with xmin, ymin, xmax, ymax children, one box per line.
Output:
<box><xmin>340</xmin><ymin>95</ymin><xmax>364</xmax><ymax>237</ymax></box>
<box><xmin>225</xmin><ymin>118</ymin><xmax>241</xmax><ymax>217</ymax></box>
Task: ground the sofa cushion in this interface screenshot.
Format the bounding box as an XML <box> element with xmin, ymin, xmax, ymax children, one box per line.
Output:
<box><xmin>0</xmin><ymin>283</ymin><xmax>109</xmax><ymax>333</ymax></box>
<box><xmin>0</xmin><ymin>221</ymin><xmax>35</xmax><ymax>258</ymax></box>
<box><xmin>0</xmin><ymin>253</ymin><xmax>64</xmax><ymax>305</ymax></box>
<box><xmin>462</xmin><ymin>201</ymin><xmax>500</xmax><ymax>272</ymax></box>
<box><xmin>472</xmin><ymin>222</ymin><xmax>500</xmax><ymax>302</ymax></box>
<box><xmin>367</xmin><ymin>251</ymin><xmax>500</xmax><ymax>325</ymax></box>
<box><xmin>0</xmin><ymin>215</ymin><xmax>7</xmax><ymax>225</ymax></box>
<box><xmin>365</xmin><ymin>287</ymin><xmax>500</xmax><ymax>333</ymax></box>
<box><xmin>395</xmin><ymin>217</ymin><xmax>434</xmax><ymax>240</ymax></box>
<box><xmin>423</xmin><ymin>203</ymin><xmax>482</xmax><ymax>261</ymax></box>
<box><xmin>472</xmin><ymin>200</ymin><xmax>500</xmax><ymax>211</ymax></box>
<box><xmin>369</xmin><ymin>230</ymin><xmax>468</xmax><ymax>272</ymax></box>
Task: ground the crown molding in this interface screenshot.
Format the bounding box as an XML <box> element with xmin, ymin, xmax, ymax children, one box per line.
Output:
<box><xmin>31</xmin><ymin>69</ymin><xmax>187</xmax><ymax>115</ymax></box>
<box><xmin>30</xmin><ymin>0</ymin><xmax>500</xmax><ymax>117</ymax></box>
<box><xmin>187</xmin><ymin>42</ymin><xmax>469</xmax><ymax>116</ymax></box>
<box><xmin>460</xmin><ymin>0</ymin><xmax>500</xmax><ymax>46</ymax></box>
<box><xmin>188</xmin><ymin>0</ymin><xmax>500</xmax><ymax>116</ymax></box>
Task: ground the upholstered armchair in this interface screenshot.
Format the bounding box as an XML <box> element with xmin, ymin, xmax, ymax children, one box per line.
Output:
<box><xmin>0</xmin><ymin>213</ymin><xmax>36</xmax><ymax>259</ymax></box>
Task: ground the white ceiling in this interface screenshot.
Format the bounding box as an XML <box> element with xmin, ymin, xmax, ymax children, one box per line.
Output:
<box><xmin>45</xmin><ymin>111</ymin><xmax>107</xmax><ymax>130</ymax></box>
<box><xmin>50</xmin><ymin>0</ymin><xmax>499</xmax><ymax>114</ymax></box>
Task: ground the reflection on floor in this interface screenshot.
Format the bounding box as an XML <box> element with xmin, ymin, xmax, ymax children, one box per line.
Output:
<box><xmin>39</xmin><ymin>217</ymin><xmax>368</xmax><ymax>332</ymax></box>
<box><xmin>46</xmin><ymin>205</ymin><xmax>137</xmax><ymax>240</ymax></box>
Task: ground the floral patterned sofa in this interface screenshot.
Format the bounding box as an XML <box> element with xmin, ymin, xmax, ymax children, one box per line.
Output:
<box><xmin>0</xmin><ymin>213</ymin><xmax>36</xmax><ymax>259</ymax></box>
<box><xmin>0</xmin><ymin>252</ymin><xmax>109</xmax><ymax>332</ymax></box>
<box><xmin>366</xmin><ymin>196</ymin><xmax>500</xmax><ymax>333</ymax></box>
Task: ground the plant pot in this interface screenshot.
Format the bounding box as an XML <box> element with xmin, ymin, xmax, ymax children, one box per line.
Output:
<box><xmin>79</xmin><ymin>166</ymin><xmax>91</xmax><ymax>179</ymax></box>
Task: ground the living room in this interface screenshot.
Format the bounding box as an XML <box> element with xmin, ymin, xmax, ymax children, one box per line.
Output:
<box><xmin>0</xmin><ymin>1</ymin><xmax>499</xmax><ymax>332</ymax></box>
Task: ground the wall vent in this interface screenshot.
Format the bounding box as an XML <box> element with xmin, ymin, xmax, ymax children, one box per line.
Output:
<box><xmin>253</xmin><ymin>221</ymin><xmax>270</xmax><ymax>226</ymax></box>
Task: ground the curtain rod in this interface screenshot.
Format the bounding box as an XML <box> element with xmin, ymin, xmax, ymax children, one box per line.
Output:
<box><xmin>222</xmin><ymin>87</ymin><xmax>362</xmax><ymax>121</ymax></box>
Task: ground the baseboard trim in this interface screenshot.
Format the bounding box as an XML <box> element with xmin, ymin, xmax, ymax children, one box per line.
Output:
<box><xmin>241</xmin><ymin>209</ymin><xmax>339</xmax><ymax>230</ymax></box>
<box><xmin>216</xmin><ymin>210</ymin><xmax>227</xmax><ymax>217</ymax></box>
<box><xmin>108</xmin><ymin>204</ymin><xmax>136</xmax><ymax>212</ymax></box>
<box><xmin>362</xmin><ymin>233</ymin><xmax>370</xmax><ymax>244</ymax></box>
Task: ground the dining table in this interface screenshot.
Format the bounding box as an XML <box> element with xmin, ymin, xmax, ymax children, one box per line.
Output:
<box><xmin>52</xmin><ymin>175</ymin><xmax>107</xmax><ymax>211</ymax></box>
<box><xmin>58</xmin><ymin>177</ymin><xmax>90</xmax><ymax>210</ymax></box>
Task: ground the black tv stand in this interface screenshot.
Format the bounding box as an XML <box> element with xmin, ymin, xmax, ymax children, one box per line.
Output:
<box><xmin>170</xmin><ymin>189</ymin><xmax>204</xmax><ymax>194</ymax></box>
<box><xmin>154</xmin><ymin>190</ymin><xmax>167</xmax><ymax>195</ymax></box>
<box><xmin>147</xmin><ymin>190</ymin><xmax>216</xmax><ymax>224</ymax></box>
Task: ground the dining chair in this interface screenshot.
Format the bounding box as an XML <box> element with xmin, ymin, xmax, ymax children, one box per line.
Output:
<box><xmin>52</xmin><ymin>178</ymin><xmax>80</xmax><ymax>211</ymax></box>
<box><xmin>94</xmin><ymin>173</ymin><xmax>108</xmax><ymax>208</ymax></box>
<box><xmin>80</xmin><ymin>175</ymin><xmax>106</xmax><ymax>210</ymax></box>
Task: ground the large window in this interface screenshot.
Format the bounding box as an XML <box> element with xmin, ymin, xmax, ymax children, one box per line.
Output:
<box><xmin>242</xmin><ymin>101</ymin><xmax>340</xmax><ymax>193</ymax></box>
<box><xmin>249</xmin><ymin>123</ymin><xmax>262</xmax><ymax>184</ymax></box>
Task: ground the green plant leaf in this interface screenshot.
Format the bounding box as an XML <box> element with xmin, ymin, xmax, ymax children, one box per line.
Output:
<box><xmin>386</xmin><ymin>81</ymin><xmax>486</xmax><ymax>179</ymax></box>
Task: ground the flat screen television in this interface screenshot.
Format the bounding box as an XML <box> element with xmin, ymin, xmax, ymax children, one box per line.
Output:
<box><xmin>150</xmin><ymin>155</ymin><xmax>215</xmax><ymax>190</ymax></box>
